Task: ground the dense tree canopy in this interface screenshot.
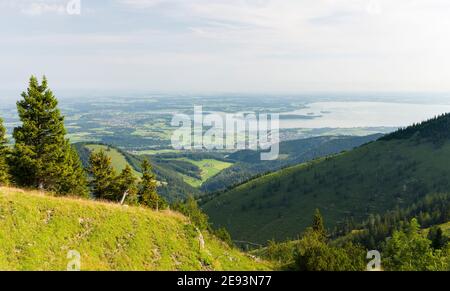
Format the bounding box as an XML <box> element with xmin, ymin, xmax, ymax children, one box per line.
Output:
<box><xmin>312</xmin><ymin>208</ymin><xmax>327</xmax><ymax>240</ymax></box>
<box><xmin>173</xmin><ymin>196</ymin><xmax>209</xmax><ymax>230</ymax></box>
<box><xmin>11</xmin><ymin>76</ymin><xmax>87</xmax><ymax>196</ymax></box>
<box><xmin>334</xmin><ymin>193</ymin><xmax>449</xmax><ymax>250</ymax></box>
<box><xmin>139</xmin><ymin>158</ymin><xmax>163</xmax><ymax>209</ymax></box>
<box><xmin>383</xmin><ymin>219</ymin><xmax>448</xmax><ymax>271</ymax></box>
<box><xmin>88</xmin><ymin>149</ymin><xmax>117</xmax><ymax>200</ymax></box>
<box><xmin>116</xmin><ymin>165</ymin><xmax>138</xmax><ymax>205</ymax></box>
<box><xmin>294</xmin><ymin>229</ymin><xmax>366</xmax><ymax>271</ymax></box>
<box><xmin>0</xmin><ymin>117</ymin><xmax>10</xmax><ymax>185</ymax></box>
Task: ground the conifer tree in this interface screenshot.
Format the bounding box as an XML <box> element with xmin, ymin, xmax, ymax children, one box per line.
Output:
<box><xmin>59</xmin><ymin>146</ymin><xmax>89</xmax><ymax>197</ymax></box>
<box><xmin>428</xmin><ymin>226</ymin><xmax>446</xmax><ymax>249</ymax></box>
<box><xmin>115</xmin><ymin>165</ymin><xmax>138</xmax><ymax>204</ymax></box>
<box><xmin>173</xmin><ymin>196</ymin><xmax>208</xmax><ymax>230</ymax></box>
<box><xmin>0</xmin><ymin>117</ymin><xmax>10</xmax><ymax>185</ymax></box>
<box><xmin>312</xmin><ymin>208</ymin><xmax>327</xmax><ymax>240</ymax></box>
<box><xmin>88</xmin><ymin>149</ymin><xmax>116</xmax><ymax>200</ymax></box>
<box><xmin>139</xmin><ymin>159</ymin><xmax>164</xmax><ymax>210</ymax></box>
<box><xmin>11</xmin><ymin>76</ymin><xmax>87</xmax><ymax>195</ymax></box>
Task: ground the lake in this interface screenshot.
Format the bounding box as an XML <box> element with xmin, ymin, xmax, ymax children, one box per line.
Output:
<box><xmin>279</xmin><ymin>101</ymin><xmax>450</xmax><ymax>129</ymax></box>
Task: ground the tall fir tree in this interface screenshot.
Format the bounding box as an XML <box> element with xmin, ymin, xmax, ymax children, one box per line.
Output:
<box><xmin>312</xmin><ymin>208</ymin><xmax>327</xmax><ymax>240</ymax></box>
<box><xmin>59</xmin><ymin>146</ymin><xmax>89</xmax><ymax>197</ymax></box>
<box><xmin>139</xmin><ymin>158</ymin><xmax>164</xmax><ymax>210</ymax></box>
<box><xmin>11</xmin><ymin>76</ymin><xmax>87</xmax><ymax>195</ymax></box>
<box><xmin>115</xmin><ymin>165</ymin><xmax>138</xmax><ymax>204</ymax></box>
<box><xmin>428</xmin><ymin>226</ymin><xmax>447</xmax><ymax>249</ymax></box>
<box><xmin>0</xmin><ymin>117</ymin><xmax>10</xmax><ymax>185</ymax></box>
<box><xmin>89</xmin><ymin>149</ymin><xmax>116</xmax><ymax>200</ymax></box>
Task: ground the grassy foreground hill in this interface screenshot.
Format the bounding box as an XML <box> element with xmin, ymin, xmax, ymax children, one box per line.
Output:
<box><xmin>0</xmin><ymin>187</ymin><xmax>270</xmax><ymax>271</ymax></box>
<box><xmin>202</xmin><ymin>114</ymin><xmax>450</xmax><ymax>244</ymax></box>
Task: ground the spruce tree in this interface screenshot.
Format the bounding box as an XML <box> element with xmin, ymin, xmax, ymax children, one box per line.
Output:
<box><xmin>59</xmin><ymin>146</ymin><xmax>89</xmax><ymax>197</ymax></box>
<box><xmin>312</xmin><ymin>208</ymin><xmax>327</xmax><ymax>240</ymax></box>
<box><xmin>0</xmin><ymin>117</ymin><xmax>10</xmax><ymax>185</ymax></box>
<box><xmin>11</xmin><ymin>76</ymin><xmax>87</xmax><ymax>195</ymax></box>
<box><xmin>115</xmin><ymin>165</ymin><xmax>138</xmax><ymax>204</ymax></box>
<box><xmin>428</xmin><ymin>226</ymin><xmax>446</xmax><ymax>249</ymax></box>
<box><xmin>88</xmin><ymin>150</ymin><xmax>116</xmax><ymax>200</ymax></box>
<box><xmin>139</xmin><ymin>159</ymin><xmax>163</xmax><ymax>210</ymax></box>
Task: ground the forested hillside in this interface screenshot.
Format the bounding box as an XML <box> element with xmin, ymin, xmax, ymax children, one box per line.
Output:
<box><xmin>332</xmin><ymin>192</ymin><xmax>449</xmax><ymax>250</ymax></box>
<box><xmin>202</xmin><ymin>114</ymin><xmax>450</xmax><ymax>244</ymax></box>
<box><xmin>201</xmin><ymin>134</ymin><xmax>382</xmax><ymax>192</ymax></box>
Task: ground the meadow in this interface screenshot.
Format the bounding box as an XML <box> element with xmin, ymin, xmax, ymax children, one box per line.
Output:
<box><xmin>173</xmin><ymin>158</ymin><xmax>233</xmax><ymax>188</ymax></box>
<box><xmin>0</xmin><ymin>187</ymin><xmax>271</xmax><ymax>271</ymax></box>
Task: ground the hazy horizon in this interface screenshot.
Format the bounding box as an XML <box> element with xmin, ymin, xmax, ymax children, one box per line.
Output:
<box><xmin>2</xmin><ymin>0</ymin><xmax>450</xmax><ymax>95</ymax></box>
<box><xmin>2</xmin><ymin>88</ymin><xmax>450</xmax><ymax>104</ymax></box>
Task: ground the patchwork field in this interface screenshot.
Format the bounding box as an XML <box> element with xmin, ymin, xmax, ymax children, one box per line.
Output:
<box><xmin>174</xmin><ymin>158</ymin><xmax>233</xmax><ymax>188</ymax></box>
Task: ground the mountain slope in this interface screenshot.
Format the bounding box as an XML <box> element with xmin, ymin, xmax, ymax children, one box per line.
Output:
<box><xmin>201</xmin><ymin>134</ymin><xmax>382</xmax><ymax>192</ymax></box>
<box><xmin>0</xmin><ymin>187</ymin><xmax>270</xmax><ymax>271</ymax></box>
<box><xmin>202</xmin><ymin>114</ymin><xmax>450</xmax><ymax>244</ymax></box>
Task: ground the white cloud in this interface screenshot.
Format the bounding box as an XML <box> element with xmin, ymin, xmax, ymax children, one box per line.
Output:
<box><xmin>2</xmin><ymin>0</ymin><xmax>450</xmax><ymax>93</ymax></box>
<box><xmin>115</xmin><ymin>0</ymin><xmax>450</xmax><ymax>55</ymax></box>
<box><xmin>118</xmin><ymin>0</ymin><xmax>168</xmax><ymax>8</ymax></box>
<box><xmin>21</xmin><ymin>2</ymin><xmax>66</xmax><ymax>15</ymax></box>
<box><xmin>0</xmin><ymin>0</ymin><xmax>72</xmax><ymax>16</ymax></box>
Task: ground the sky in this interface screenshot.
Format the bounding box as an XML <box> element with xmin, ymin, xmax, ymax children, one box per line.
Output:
<box><xmin>1</xmin><ymin>0</ymin><xmax>450</xmax><ymax>95</ymax></box>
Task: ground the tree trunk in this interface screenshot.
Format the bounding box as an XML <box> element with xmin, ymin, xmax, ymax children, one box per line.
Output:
<box><xmin>120</xmin><ymin>190</ymin><xmax>129</xmax><ymax>205</ymax></box>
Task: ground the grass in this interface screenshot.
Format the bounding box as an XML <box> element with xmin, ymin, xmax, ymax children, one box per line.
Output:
<box><xmin>131</xmin><ymin>149</ymin><xmax>183</xmax><ymax>155</ymax></box>
<box><xmin>173</xmin><ymin>158</ymin><xmax>233</xmax><ymax>188</ymax></box>
<box><xmin>179</xmin><ymin>174</ymin><xmax>204</xmax><ymax>188</ymax></box>
<box><xmin>67</xmin><ymin>133</ymin><xmax>99</xmax><ymax>144</ymax></box>
<box><xmin>85</xmin><ymin>144</ymin><xmax>141</xmax><ymax>177</ymax></box>
<box><xmin>0</xmin><ymin>187</ymin><xmax>271</xmax><ymax>271</ymax></box>
<box><xmin>423</xmin><ymin>222</ymin><xmax>450</xmax><ymax>237</ymax></box>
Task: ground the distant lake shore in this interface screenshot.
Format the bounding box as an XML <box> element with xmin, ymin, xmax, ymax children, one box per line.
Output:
<box><xmin>278</xmin><ymin>101</ymin><xmax>450</xmax><ymax>129</ymax></box>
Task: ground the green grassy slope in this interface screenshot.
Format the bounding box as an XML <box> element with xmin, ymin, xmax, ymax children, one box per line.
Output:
<box><xmin>173</xmin><ymin>158</ymin><xmax>233</xmax><ymax>188</ymax></box>
<box><xmin>85</xmin><ymin>144</ymin><xmax>142</xmax><ymax>177</ymax></box>
<box><xmin>202</xmin><ymin>114</ymin><xmax>450</xmax><ymax>244</ymax></box>
<box><xmin>0</xmin><ymin>187</ymin><xmax>270</xmax><ymax>271</ymax></box>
